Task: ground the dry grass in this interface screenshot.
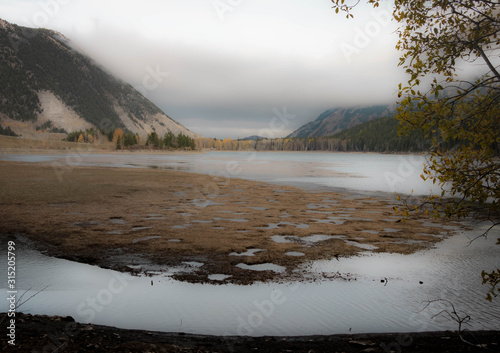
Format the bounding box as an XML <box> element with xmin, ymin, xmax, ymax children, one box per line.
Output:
<box><xmin>0</xmin><ymin>134</ymin><xmax>117</xmax><ymax>151</ymax></box>
<box><xmin>0</xmin><ymin>160</ymin><xmax>460</xmax><ymax>284</ymax></box>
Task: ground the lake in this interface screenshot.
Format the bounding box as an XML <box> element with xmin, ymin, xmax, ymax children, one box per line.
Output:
<box><xmin>0</xmin><ymin>151</ymin><xmax>442</xmax><ymax>195</ymax></box>
<box><xmin>0</xmin><ymin>151</ymin><xmax>498</xmax><ymax>336</ymax></box>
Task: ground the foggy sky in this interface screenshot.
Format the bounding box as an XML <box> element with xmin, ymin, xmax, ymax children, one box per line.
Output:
<box><xmin>1</xmin><ymin>0</ymin><xmax>405</xmax><ymax>138</ymax></box>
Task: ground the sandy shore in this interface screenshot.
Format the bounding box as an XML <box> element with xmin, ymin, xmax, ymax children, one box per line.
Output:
<box><xmin>1</xmin><ymin>313</ymin><xmax>498</xmax><ymax>352</ymax></box>
<box><xmin>0</xmin><ymin>159</ymin><xmax>462</xmax><ymax>284</ymax></box>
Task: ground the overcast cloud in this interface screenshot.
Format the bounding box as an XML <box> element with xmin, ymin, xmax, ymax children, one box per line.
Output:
<box><xmin>1</xmin><ymin>0</ymin><xmax>405</xmax><ymax>138</ymax></box>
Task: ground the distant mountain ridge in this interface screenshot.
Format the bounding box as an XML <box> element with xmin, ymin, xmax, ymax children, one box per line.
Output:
<box><xmin>288</xmin><ymin>105</ymin><xmax>393</xmax><ymax>138</ymax></box>
<box><xmin>0</xmin><ymin>18</ymin><xmax>197</xmax><ymax>139</ymax></box>
<box><xmin>240</xmin><ymin>135</ymin><xmax>265</xmax><ymax>141</ymax></box>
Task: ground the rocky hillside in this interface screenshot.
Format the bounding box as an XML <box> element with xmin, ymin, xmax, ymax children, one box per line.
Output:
<box><xmin>288</xmin><ymin>105</ymin><xmax>393</xmax><ymax>138</ymax></box>
<box><xmin>0</xmin><ymin>18</ymin><xmax>197</xmax><ymax>139</ymax></box>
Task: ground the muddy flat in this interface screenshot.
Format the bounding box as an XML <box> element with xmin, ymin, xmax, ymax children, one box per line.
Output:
<box><xmin>0</xmin><ymin>160</ymin><xmax>459</xmax><ymax>284</ymax></box>
<box><xmin>2</xmin><ymin>313</ymin><xmax>499</xmax><ymax>353</ymax></box>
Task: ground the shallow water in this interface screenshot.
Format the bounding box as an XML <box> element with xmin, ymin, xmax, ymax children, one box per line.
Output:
<box><xmin>0</xmin><ymin>151</ymin><xmax>440</xmax><ymax>195</ymax></box>
<box><xmin>1</xmin><ymin>224</ymin><xmax>498</xmax><ymax>336</ymax></box>
<box><xmin>0</xmin><ymin>152</ymin><xmax>498</xmax><ymax>336</ymax></box>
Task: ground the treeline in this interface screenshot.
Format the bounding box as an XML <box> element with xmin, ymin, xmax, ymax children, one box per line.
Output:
<box><xmin>146</xmin><ymin>131</ymin><xmax>196</xmax><ymax>150</ymax></box>
<box><xmin>63</xmin><ymin>128</ymin><xmax>196</xmax><ymax>150</ymax></box>
<box><xmin>196</xmin><ymin>138</ymin><xmax>254</xmax><ymax>150</ymax></box>
<box><xmin>197</xmin><ymin>137</ymin><xmax>353</xmax><ymax>152</ymax></box>
<box><xmin>197</xmin><ymin>117</ymin><xmax>434</xmax><ymax>153</ymax></box>
<box><xmin>65</xmin><ymin>128</ymin><xmax>140</xmax><ymax>149</ymax></box>
<box><xmin>65</xmin><ymin>128</ymin><xmax>108</xmax><ymax>144</ymax></box>
<box><xmin>115</xmin><ymin>129</ymin><xmax>139</xmax><ymax>149</ymax></box>
<box><xmin>327</xmin><ymin>116</ymin><xmax>431</xmax><ymax>152</ymax></box>
<box><xmin>60</xmin><ymin>117</ymin><xmax>446</xmax><ymax>153</ymax></box>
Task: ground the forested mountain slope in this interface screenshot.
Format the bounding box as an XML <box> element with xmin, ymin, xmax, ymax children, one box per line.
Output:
<box><xmin>0</xmin><ymin>18</ymin><xmax>197</xmax><ymax>139</ymax></box>
<box><xmin>288</xmin><ymin>105</ymin><xmax>393</xmax><ymax>138</ymax></box>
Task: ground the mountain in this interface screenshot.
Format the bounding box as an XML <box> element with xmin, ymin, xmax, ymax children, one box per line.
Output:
<box><xmin>287</xmin><ymin>105</ymin><xmax>393</xmax><ymax>138</ymax></box>
<box><xmin>0</xmin><ymin>18</ymin><xmax>197</xmax><ymax>139</ymax></box>
<box><xmin>243</xmin><ymin>116</ymin><xmax>432</xmax><ymax>152</ymax></box>
<box><xmin>330</xmin><ymin>116</ymin><xmax>431</xmax><ymax>152</ymax></box>
<box><xmin>239</xmin><ymin>135</ymin><xmax>266</xmax><ymax>141</ymax></box>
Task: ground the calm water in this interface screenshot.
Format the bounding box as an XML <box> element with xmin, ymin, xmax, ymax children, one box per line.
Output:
<box><xmin>0</xmin><ymin>227</ymin><xmax>498</xmax><ymax>336</ymax></box>
<box><xmin>0</xmin><ymin>152</ymin><xmax>498</xmax><ymax>336</ymax></box>
<box><xmin>0</xmin><ymin>151</ymin><xmax>441</xmax><ymax>195</ymax></box>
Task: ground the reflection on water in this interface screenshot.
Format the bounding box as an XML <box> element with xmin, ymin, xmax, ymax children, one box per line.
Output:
<box><xmin>0</xmin><ymin>151</ymin><xmax>439</xmax><ymax>195</ymax></box>
<box><xmin>0</xmin><ymin>224</ymin><xmax>498</xmax><ymax>336</ymax></box>
<box><xmin>0</xmin><ymin>152</ymin><xmax>497</xmax><ymax>336</ymax></box>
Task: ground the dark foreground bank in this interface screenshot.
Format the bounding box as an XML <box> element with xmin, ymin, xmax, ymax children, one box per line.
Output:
<box><xmin>1</xmin><ymin>313</ymin><xmax>499</xmax><ymax>352</ymax></box>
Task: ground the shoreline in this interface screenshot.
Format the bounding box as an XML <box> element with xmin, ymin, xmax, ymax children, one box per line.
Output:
<box><xmin>0</xmin><ymin>147</ymin><xmax>430</xmax><ymax>156</ymax></box>
<box><xmin>0</xmin><ymin>160</ymin><xmax>461</xmax><ymax>285</ymax></box>
<box><xmin>2</xmin><ymin>313</ymin><xmax>498</xmax><ymax>352</ymax></box>
<box><xmin>0</xmin><ymin>136</ymin><xmax>431</xmax><ymax>155</ymax></box>
<box><xmin>1</xmin><ymin>151</ymin><xmax>496</xmax><ymax>352</ymax></box>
